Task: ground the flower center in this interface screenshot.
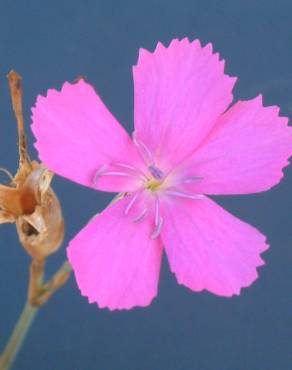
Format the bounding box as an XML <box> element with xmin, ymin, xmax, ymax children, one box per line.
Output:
<box><xmin>93</xmin><ymin>132</ymin><xmax>204</xmax><ymax>240</ymax></box>
<box><xmin>145</xmin><ymin>164</ymin><xmax>165</xmax><ymax>192</ymax></box>
<box><xmin>146</xmin><ymin>178</ymin><xmax>162</xmax><ymax>192</ymax></box>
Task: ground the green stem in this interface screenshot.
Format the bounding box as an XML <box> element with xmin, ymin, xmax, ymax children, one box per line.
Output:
<box><xmin>0</xmin><ymin>302</ymin><xmax>38</xmax><ymax>370</ymax></box>
<box><xmin>0</xmin><ymin>260</ymin><xmax>71</xmax><ymax>370</ymax></box>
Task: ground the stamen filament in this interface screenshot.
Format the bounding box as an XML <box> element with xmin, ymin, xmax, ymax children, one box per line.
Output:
<box><xmin>94</xmin><ymin>166</ymin><xmax>145</xmax><ymax>185</ymax></box>
<box><xmin>166</xmin><ymin>189</ymin><xmax>204</xmax><ymax>200</ymax></box>
<box><xmin>154</xmin><ymin>196</ymin><xmax>160</xmax><ymax>226</ymax></box>
<box><xmin>181</xmin><ymin>176</ymin><xmax>203</xmax><ymax>184</ymax></box>
<box><xmin>132</xmin><ymin>131</ymin><xmax>154</xmax><ymax>164</ymax></box>
<box><xmin>125</xmin><ymin>192</ymin><xmax>139</xmax><ymax>215</ymax></box>
<box><xmin>151</xmin><ymin>196</ymin><xmax>163</xmax><ymax>239</ymax></box>
<box><xmin>93</xmin><ymin>165</ymin><xmax>107</xmax><ymax>184</ymax></box>
<box><xmin>151</xmin><ymin>217</ymin><xmax>163</xmax><ymax>239</ymax></box>
<box><xmin>111</xmin><ymin>162</ymin><xmax>147</xmax><ymax>180</ymax></box>
<box><xmin>99</xmin><ymin>171</ymin><xmax>137</xmax><ymax>177</ymax></box>
<box><xmin>132</xmin><ymin>208</ymin><xmax>148</xmax><ymax>223</ymax></box>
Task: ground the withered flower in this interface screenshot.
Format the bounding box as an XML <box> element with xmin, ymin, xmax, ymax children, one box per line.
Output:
<box><xmin>0</xmin><ymin>71</ymin><xmax>64</xmax><ymax>261</ymax></box>
<box><xmin>1</xmin><ymin>69</ymin><xmax>72</xmax><ymax>320</ymax></box>
<box><xmin>0</xmin><ymin>71</ymin><xmax>71</xmax><ymax>370</ymax></box>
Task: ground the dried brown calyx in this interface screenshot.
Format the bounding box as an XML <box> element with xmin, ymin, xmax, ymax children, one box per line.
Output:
<box><xmin>0</xmin><ymin>161</ymin><xmax>64</xmax><ymax>260</ymax></box>
<box><xmin>0</xmin><ymin>71</ymin><xmax>69</xmax><ymax>306</ymax></box>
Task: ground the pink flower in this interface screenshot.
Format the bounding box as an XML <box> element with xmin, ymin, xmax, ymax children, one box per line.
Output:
<box><xmin>31</xmin><ymin>38</ymin><xmax>292</xmax><ymax>310</ymax></box>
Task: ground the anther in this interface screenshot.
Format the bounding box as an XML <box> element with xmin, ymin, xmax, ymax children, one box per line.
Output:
<box><xmin>148</xmin><ymin>165</ymin><xmax>164</xmax><ymax>180</ymax></box>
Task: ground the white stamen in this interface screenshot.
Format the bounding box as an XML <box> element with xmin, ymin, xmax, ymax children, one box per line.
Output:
<box><xmin>132</xmin><ymin>131</ymin><xmax>154</xmax><ymax>164</ymax></box>
<box><xmin>132</xmin><ymin>208</ymin><xmax>148</xmax><ymax>223</ymax></box>
<box><xmin>93</xmin><ymin>164</ymin><xmax>108</xmax><ymax>184</ymax></box>
<box><xmin>151</xmin><ymin>196</ymin><xmax>163</xmax><ymax>239</ymax></box>
<box><xmin>151</xmin><ymin>217</ymin><xmax>163</xmax><ymax>239</ymax></box>
<box><xmin>166</xmin><ymin>189</ymin><xmax>204</xmax><ymax>200</ymax></box>
<box><xmin>154</xmin><ymin>196</ymin><xmax>160</xmax><ymax>225</ymax></box>
<box><xmin>112</xmin><ymin>162</ymin><xmax>139</xmax><ymax>171</ymax></box>
<box><xmin>111</xmin><ymin>162</ymin><xmax>147</xmax><ymax>180</ymax></box>
<box><xmin>99</xmin><ymin>171</ymin><xmax>137</xmax><ymax>177</ymax></box>
<box><xmin>181</xmin><ymin>176</ymin><xmax>203</xmax><ymax>184</ymax></box>
<box><xmin>125</xmin><ymin>193</ymin><xmax>140</xmax><ymax>215</ymax></box>
<box><xmin>94</xmin><ymin>167</ymin><xmax>141</xmax><ymax>186</ymax></box>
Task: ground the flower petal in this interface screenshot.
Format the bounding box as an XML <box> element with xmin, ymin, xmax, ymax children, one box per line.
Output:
<box><xmin>67</xmin><ymin>196</ymin><xmax>162</xmax><ymax>310</ymax></box>
<box><xmin>31</xmin><ymin>79</ymin><xmax>142</xmax><ymax>192</ymax></box>
<box><xmin>133</xmin><ymin>38</ymin><xmax>236</xmax><ymax>170</ymax></box>
<box><xmin>177</xmin><ymin>96</ymin><xmax>292</xmax><ymax>194</ymax></box>
<box><xmin>160</xmin><ymin>196</ymin><xmax>268</xmax><ymax>296</ymax></box>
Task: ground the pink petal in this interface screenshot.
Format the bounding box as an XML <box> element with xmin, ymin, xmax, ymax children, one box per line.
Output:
<box><xmin>177</xmin><ymin>96</ymin><xmax>292</xmax><ymax>194</ymax></box>
<box><xmin>133</xmin><ymin>38</ymin><xmax>236</xmax><ymax>171</ymax></box>
<box><xmin>160</xmin><ymin>196</ymin><xmax>268</xmax><ymax>296</ymax></box>
<box><xmin>67</xmin><ymin>196</ymin><xmax>162</xmax><ymax>310</ymax></box>
<box><xmin>31</xmin><ymin>79</ymin><xmax>142</xmax><ymax>192</ymax></box>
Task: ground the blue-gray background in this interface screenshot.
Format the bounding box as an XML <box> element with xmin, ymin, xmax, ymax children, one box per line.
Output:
<box><xmin>0</xmin><ymin>1</ymin><xmax>292</xmax><ymax>369</ymax></box>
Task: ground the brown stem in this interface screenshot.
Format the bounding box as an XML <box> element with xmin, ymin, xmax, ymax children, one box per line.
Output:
<box><xmin>30</xmin><ymin>261</ymin><xmax>71</xmax><ymax>307</ymax></box>
<box><xmin>7</xmin><ymin>71</ymin><xmax>31</xmax><ymax>169</ymax></box>
<box><xmin>28</xmin><ymin>259</ymin><xmax>45</xmax><ymax>305</ymax></box>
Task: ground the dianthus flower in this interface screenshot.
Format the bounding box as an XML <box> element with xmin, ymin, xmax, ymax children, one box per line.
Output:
<box><xmin>31</xmin><ymin>38</ymin><xmax>292</xmax><ymax>310</ymax></box>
